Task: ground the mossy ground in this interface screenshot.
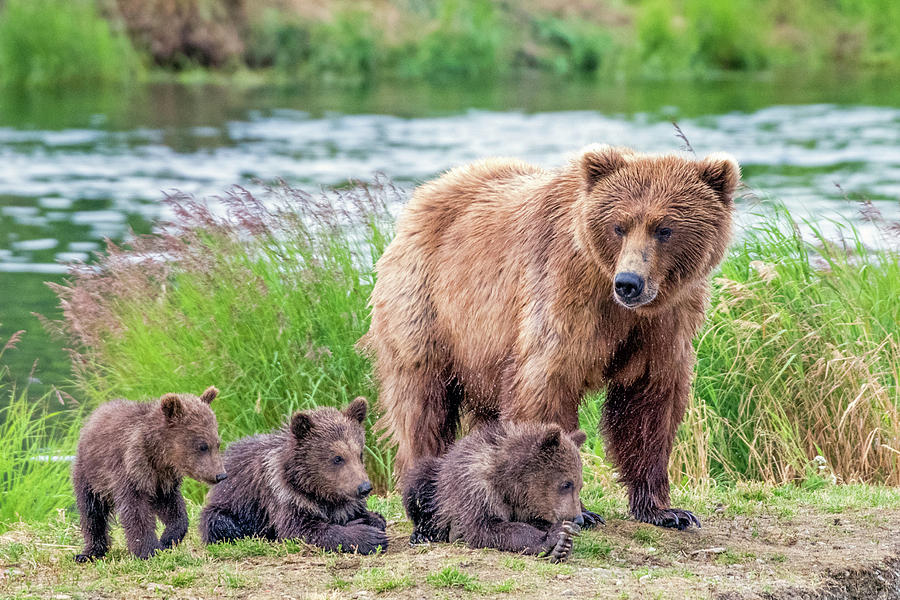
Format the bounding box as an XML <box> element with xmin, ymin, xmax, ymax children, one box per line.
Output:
<box><xmin>3</xmin><ymin>483</ymin><xmax>899</xmax><ymax>599</ymax></box>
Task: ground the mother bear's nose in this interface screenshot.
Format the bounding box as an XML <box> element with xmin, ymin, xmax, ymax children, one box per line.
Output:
<box><xmin>614</xmin><ymin>272</ymin><xmax>644</xmax><ymax>300</ymax></box>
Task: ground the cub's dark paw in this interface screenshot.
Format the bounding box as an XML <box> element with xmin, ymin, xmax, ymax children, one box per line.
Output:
<box><xmin>159</xmin><ymin>533</ymin><xmax>186</xmax><ymax>549</ymax></box>
<box><xmin>367</xmin><ymin>511</ymin><xmax>388</xmax><ymax>531</ymax></box>
<box><xmin>548</xmin><ymin>521</ymin><xmax>581</xmax><ymax>563</ymax></box>
<box><xmin>641</xmin><ymin>507</ymin><xmax>701</xmax><ymax>530</ymax></box>
<box><xmin>346</xmin><ymin>524</ymin><xmax>389</xmax><ymax>555</ymax></box>
<box><xmin>581</xmin><ymin>509</ymin><xmax>606</xmax><ymax>528</ymax></box>
<box><xmin>409</xmin><ymin>529</ymin><xmax>432</xmax><ymax>545</ymax></box>
<box><xmin>74</xmin><ymin>553</ymin><xmax>97</xmax><ymax>563</ymax></box>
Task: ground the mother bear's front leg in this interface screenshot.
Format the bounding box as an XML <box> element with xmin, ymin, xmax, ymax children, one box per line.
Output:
<box><xmin>601</xmin><ymin>350</ymin><xmax>700</xmax><ymax>530</ymax></box>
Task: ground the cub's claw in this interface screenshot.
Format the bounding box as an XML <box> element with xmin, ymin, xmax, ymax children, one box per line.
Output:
<box><xmin>549</xmin><ymin>521</ymin><xmax>581</xmax><ymax>563</ymax></box>
<box><xmin>74</xmin><ymin>553</ymin><xmax>95</xmax><ymax>563</ymax></box>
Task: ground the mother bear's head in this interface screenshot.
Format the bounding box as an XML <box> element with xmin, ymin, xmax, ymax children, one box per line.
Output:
<box><xmin>573</xmin><ymin>144</ymin><xmax>740</xmax><ymax>311</ymax></box>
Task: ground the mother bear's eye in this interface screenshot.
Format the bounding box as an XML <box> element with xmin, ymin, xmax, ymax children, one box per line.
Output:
<box><xmin>332</xmin><ymin>455</ymin><xmax>344</xmax><ymax>466</ymax></box>
<box><xmin>613</xmin><ymin>225</ymin><xmax>625</xmax><ymax>237</ymax></box>
<box><xmin>655</xmin><ymin>227</ymin><xmax>672</xmax><ymax>241</ymax></box>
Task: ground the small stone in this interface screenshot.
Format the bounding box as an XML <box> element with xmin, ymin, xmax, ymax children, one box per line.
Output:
<box><xmin>556</xmin><ymin>574</ymin><xmax>571</xmax><ymax>580</ymax></box>
<box><xmin>559</xmin><ymin>589</ymin><xmax>575</xmax><ymax>596</ymax></box>
<box><xmin>52</xmin><ymin>595</ymin><xmax>71</xmax><ymax>600</ymax></box>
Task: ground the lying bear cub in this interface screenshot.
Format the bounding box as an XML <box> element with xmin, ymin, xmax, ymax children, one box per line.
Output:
<box><xmin>73</xmin><ymin>386</ymin><xmax>226</xmax><ymax>561</ymax></box>
<box><xmin>200</xmin><ymin>397</ymin><xmax>388</xmax><ymax>554</ymax></box>
<box><xmin>403</xmin><ymin>421</ymin><xmax>587</xmax><ymax>561</ymax></box>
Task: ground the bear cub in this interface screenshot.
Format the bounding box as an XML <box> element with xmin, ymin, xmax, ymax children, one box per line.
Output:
<box><xmin>403</xmin><ymin>421</ymin><xmax>587</xmax><ymax>560</ymax></box>
<box><xmin>72</xmin><ymin>386</ymin><xmax>226</xmax><ymax>561</ymax></box>
<box><xmin>200</xmin><ymin>398</ymin><xmax>388</xmax><ymax>554</ymax></box>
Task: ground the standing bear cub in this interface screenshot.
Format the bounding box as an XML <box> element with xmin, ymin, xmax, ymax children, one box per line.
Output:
<box><xmin>72</xmin><ymin>386</ymin><xmax>226</xmax><ymax>561</ymax></box>
<box><xmin>364</xmin><ymin>145</ymin><xmax>739</xmax><ymax>529</ymax></box>
<box><xmin>200</xmin><ymin>398</ymin><xmax>388</xmax><ymax>554</ymax></box>
<box><xmin>403</xmin><ymin>421</ymin><xmax>587</xmax><ymax>561</ymax></box>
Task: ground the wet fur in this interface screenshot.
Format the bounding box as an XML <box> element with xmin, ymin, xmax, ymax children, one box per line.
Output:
<box><xmin>363</xmin><ymin>146</ymin><xmax>738</xmax><ymax>528</ymax></box>
<box><xmin>402</xmin><ymin>421</ymin><xmax>586</xmax><ymax>554</ymax></box>
<box><xmin>200</xmin><ymin>399</ymin><xmax>388</xmax><ymax>554</ymax></box>
<box><xmin>72</xmin><ymin>387</ymin><xmax>223</xmax><ymax>561</ymax></box>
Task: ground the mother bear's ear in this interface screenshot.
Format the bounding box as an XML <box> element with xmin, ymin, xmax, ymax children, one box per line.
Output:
<box><xmin>697</xmin><ymin>153</ymin><xmax>741</xmax><ymax>202</ymax></box>
<box><xmin>579</xmin><ymin>144</ymin><xmax>633</xmax><ymax>192</ymax></box>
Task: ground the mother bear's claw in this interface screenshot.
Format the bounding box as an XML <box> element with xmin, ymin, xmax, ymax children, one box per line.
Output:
<box><xmin>647</xmin><ymin>508</ymin><xmax>701</xmax><ymax>530</ymax></box>
<box><xmin>580</xmin><ymin>509</ymin><xmax>605</xmax><ymax>528</ymax></box>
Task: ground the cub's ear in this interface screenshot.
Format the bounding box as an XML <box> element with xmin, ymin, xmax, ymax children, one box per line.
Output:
<box><xmin>199</xmin><ymin>386</ymin><xmax>218</xmax><ymax>405</ymax></box>
<box><xmin>538</xmin><ymin>426</ymin><xmax>563</xmax><ymax>454</ymax></box>
<box><xmin>579</xmin><ymin>144</ymin><xmax>631</xmax><ymax>191</ymax></box>
<box><xmin>697</xmin><ymin>153</ymin><xmax>740</xmax><ymax>202</ymax></box>
<box><xmin>343</xmin><ymin>397</ymin><xmax>368</xmax><ymax>424</ymax></box>
<box><xmin>568</xmin><ymin>430</ymin><xmax>588</xmax><ymax>449</ymax></box>
<box><xmin>161</xmin><ymin>394</ymin><xmax>183</xmax><ymax>421</ymax></box>
<box><xmin>291</xmin><ymin>411</ymin><xmax>314</xmax><ymax>441</ymax></box>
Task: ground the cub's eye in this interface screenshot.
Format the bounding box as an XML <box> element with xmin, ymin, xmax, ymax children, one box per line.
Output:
<box><xmin>560</xmin><ymin>480</ymin><xmax>574</xmax><ymax>493</ymax></box>
<box><xmin>198</xmin><ymin>442</ymin><xmax>209</xmax><ymax>453</ymax></box>
<box><xmin>613</xmin><ymin>224</ymin><xmax>625</xmax><ymax>237</ymax></box>
<box><xmin>655</xmin><ymin>227</ymin><xmax>672</xmax><ymax>241</ymax></box>
<box><xmin>332</xmin><ymin>455</ymin><xmax>344</xmax><ymax>466</ymax></box>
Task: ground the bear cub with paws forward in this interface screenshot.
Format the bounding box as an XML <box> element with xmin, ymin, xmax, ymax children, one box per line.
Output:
<box><xmin>403</xmin><ymin>421</ymin><xmax>586</xmax><ymax>561</ymax></box>
<box><xmin>200</xmin><ymin>398</ymin><xmax>387</xmax><ymax>554</ymax></box>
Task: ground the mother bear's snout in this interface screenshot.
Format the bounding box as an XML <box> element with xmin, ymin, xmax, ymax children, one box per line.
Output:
<box><xmin>614</xmin><ymin>272</ymin><xmax>644</xmax><ymax>301</ymax></box>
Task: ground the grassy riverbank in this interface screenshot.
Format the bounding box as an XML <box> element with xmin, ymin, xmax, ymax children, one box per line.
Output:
<box><xmin>2</xmin><ymin>0</ymin><xmax>900</xmax><ymax>87</ymax></box>
<box><xmin>3</xmin><ymin>483</ymin><xmax>900</xmax><ymax>599</ymax></box>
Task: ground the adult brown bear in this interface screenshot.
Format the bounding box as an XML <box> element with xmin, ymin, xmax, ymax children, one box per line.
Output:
<box><xmin>360</xmin><ymin>145</ymin><xmax>739</xmax><ymax>529</ymax></box>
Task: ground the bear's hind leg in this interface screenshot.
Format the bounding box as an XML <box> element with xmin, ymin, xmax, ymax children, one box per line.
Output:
<box><xmin>200</xmin><ymin>507</ymin><xmax>246</xmax><ymax>544</ymax></box>
<box><xmin>74</xmin><ymin>480</ymin><xmax>112</xmax><ymax>563</ymax></box>
<box><xmin>376</xmin><ymin>366</ymin><xmax>458</xmax><ymax>480</ymax></box>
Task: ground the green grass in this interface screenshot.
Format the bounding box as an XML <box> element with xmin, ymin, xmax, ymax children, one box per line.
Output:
<box><xmin>0</xmin><ymin>0</ymin><xmax>141</xmax><ymax>88</ymax></box>
<box><xmin>681</xmin><ymin>205</ymin><xmax>900</xmax><ymax>486</ymax></box>
<box><xmin>0</xmin><ymin>333</ymin><xmax>80</xmax><ymax>526</ymax></box>
<box><xmin>50</xmin><ymin>183</ymin><xmax>396</xmax><ymax>494</ymax></box>
<box><xmin>427</xmin><ymin>565</ymin><xmax>482</xmax><ymax>591</ymax></box>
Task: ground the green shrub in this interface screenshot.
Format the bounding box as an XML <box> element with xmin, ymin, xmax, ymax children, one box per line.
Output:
<box><xmin>685</xmin><ymin>0</ymin><xmax>769</xmax><ymax>70</ymax></box>
<box><xmin>400</xmin><ymin>0</ymin><xmax>508</xmax><ymax>80</ymax></box>
<box><xmin>0</xmin><ymin>0</ymin><xmax>141</xmax><ymax>87</ymax></box>
<box><xmin>533</xmin><ymin>17</ymin><xmax>616</xmax><ymax>75</ymax></box>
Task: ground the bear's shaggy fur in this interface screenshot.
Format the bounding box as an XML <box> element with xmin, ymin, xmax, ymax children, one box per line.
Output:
<box><xmin>403</xmin><ymin>421</ymin><xmax>587</xmax><ymax>555</ymax></box>
<box><xmin>362</xmin><ymin>145</ymin><xmax>739</xmax><ymax>529</ymax></box>
<box><xmin>72</xmin><ymin>387</ymin><xmax>225</xmax><ymax>561</ymax></box>
<box><xmin>200</xmin><ymin>398</ymin><xmax>388</xmax><ymax>554</ymax></box>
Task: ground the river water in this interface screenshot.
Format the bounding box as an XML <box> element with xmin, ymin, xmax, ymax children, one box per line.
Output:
<box><xmin>1</xmin><ymin>73</ymin><xmax>899</xmax><ymax>394</ymax></box>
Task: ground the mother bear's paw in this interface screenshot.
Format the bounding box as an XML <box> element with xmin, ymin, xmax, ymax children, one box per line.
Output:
<box><xmin>638</xmin><ymin>507</ymin><xmax>701</xmax><ymax>530</ymax></box>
